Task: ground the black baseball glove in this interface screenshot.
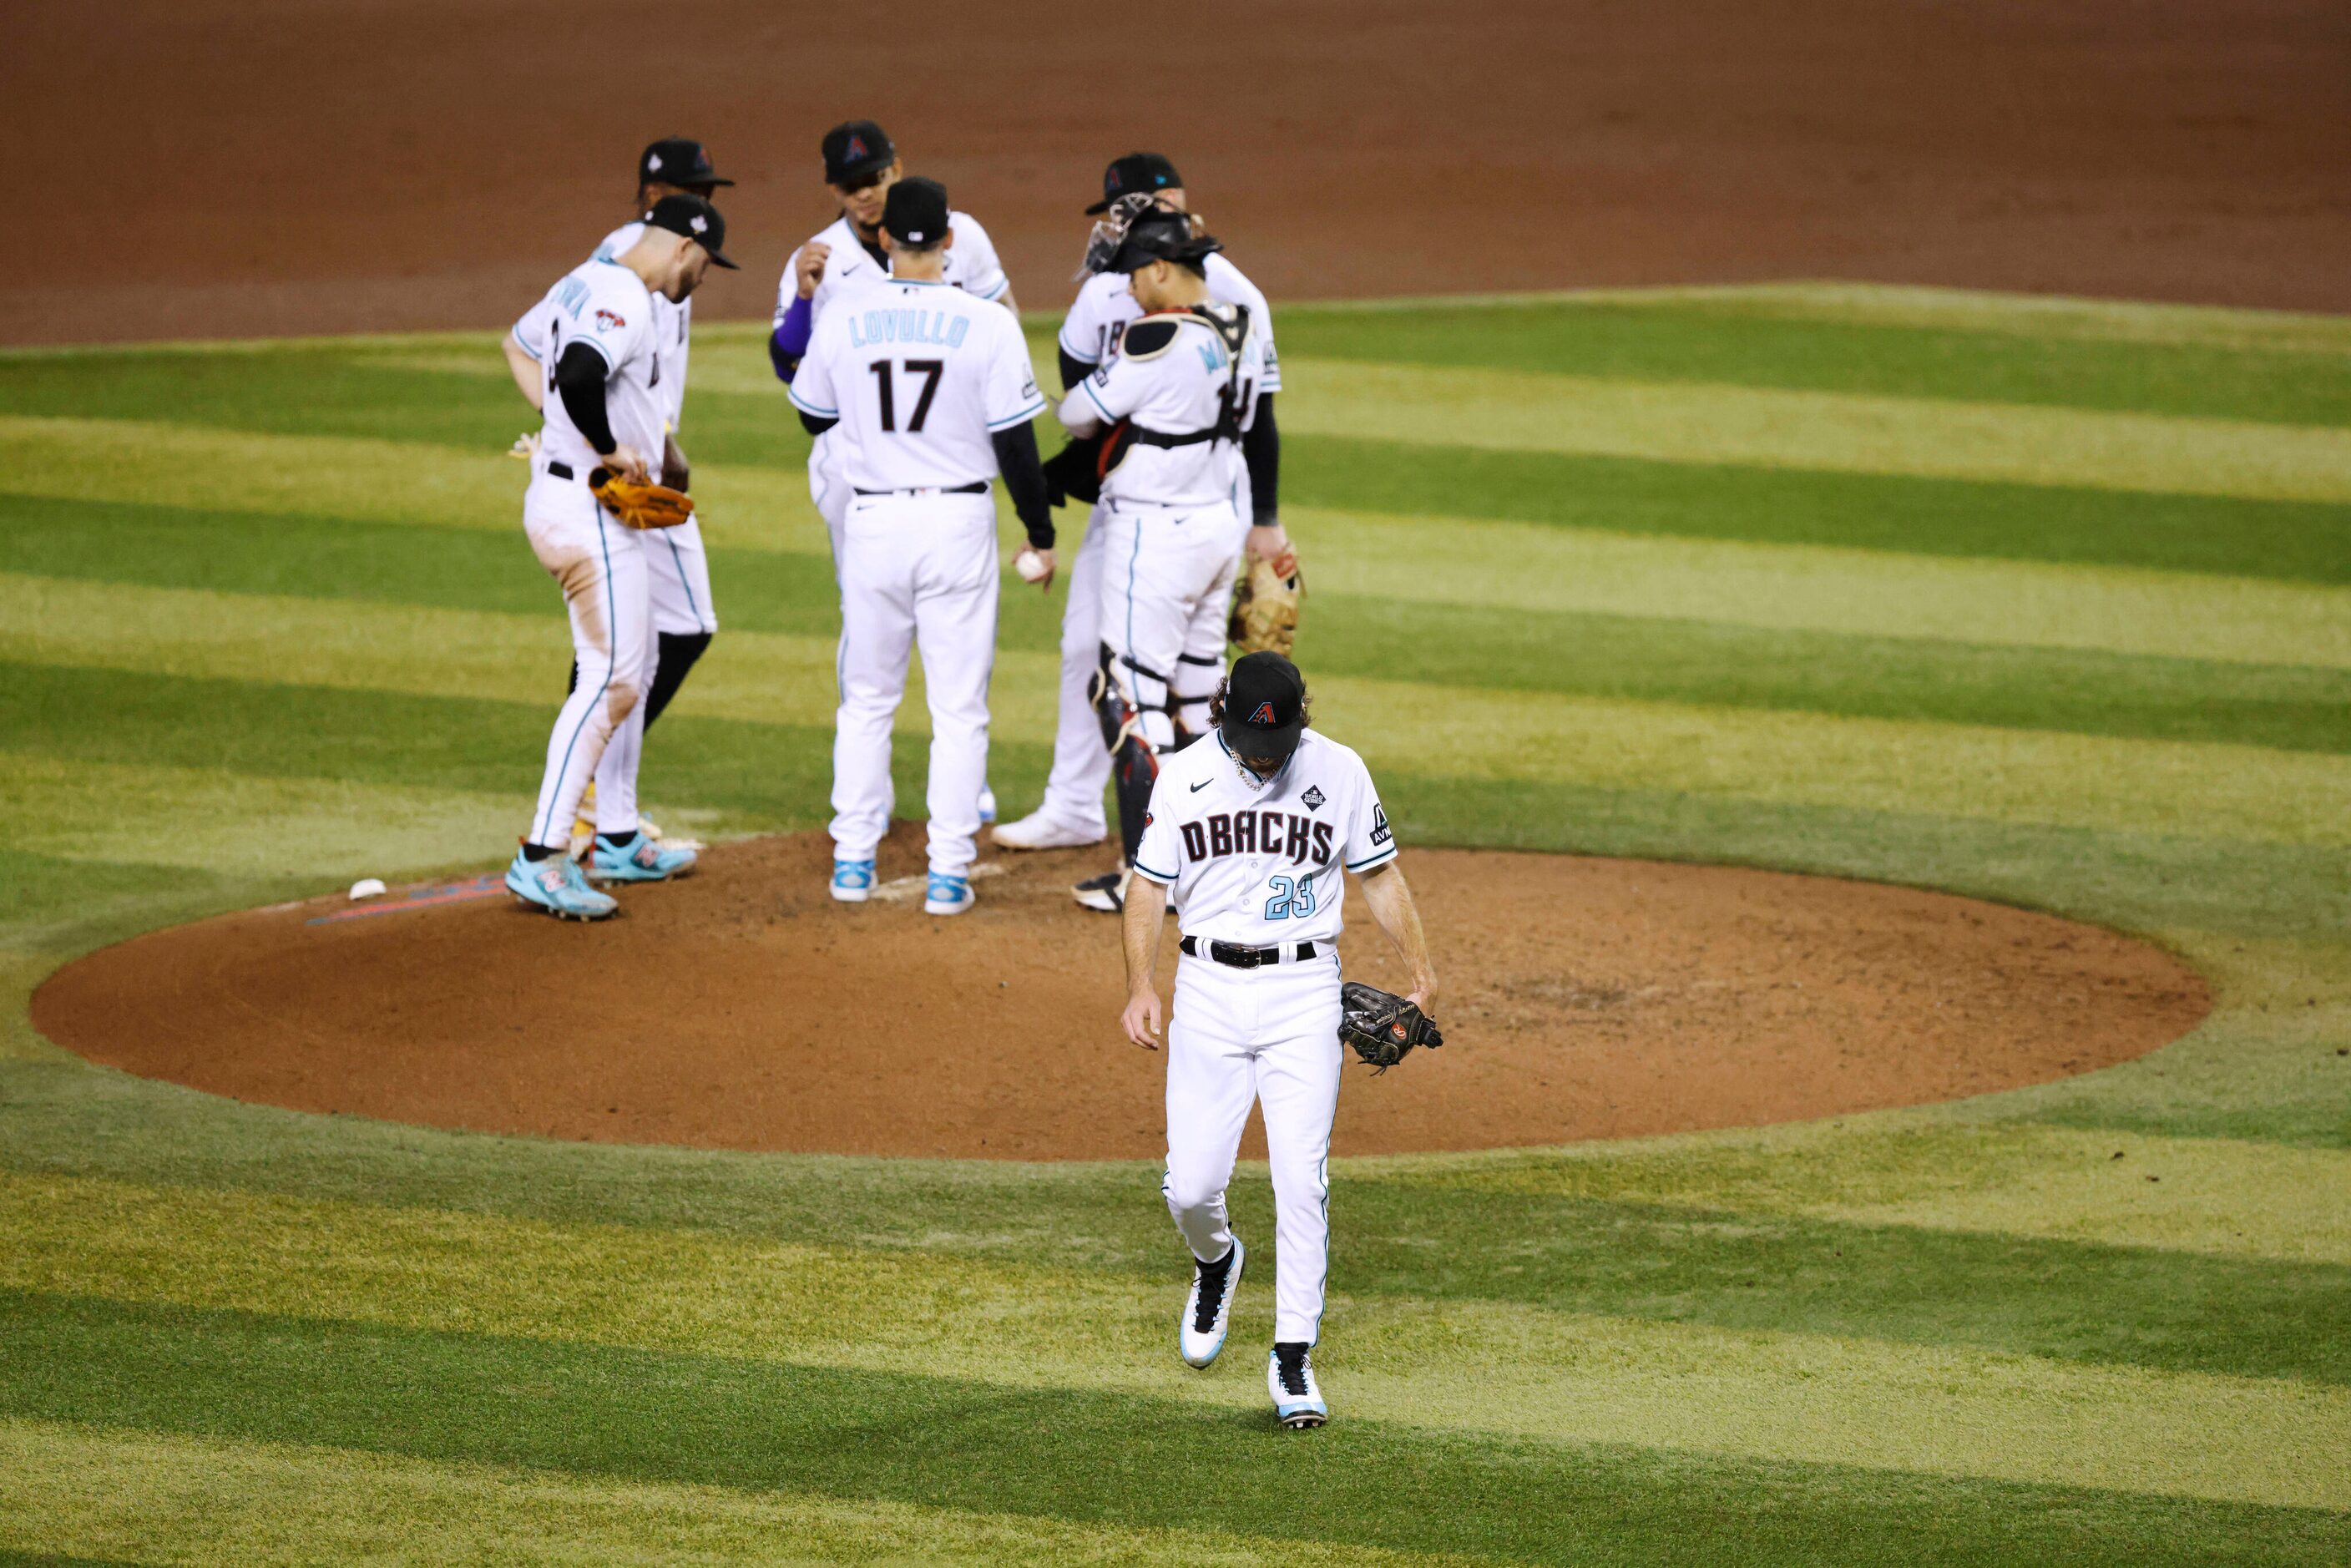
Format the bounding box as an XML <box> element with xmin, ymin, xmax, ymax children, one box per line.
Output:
<box><xmin>1338</xmin><ymin>982</ymin><xmax>1443</xmax><ymax>1072</ymax></box>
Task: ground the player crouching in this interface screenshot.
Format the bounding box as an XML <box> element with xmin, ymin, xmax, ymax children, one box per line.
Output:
<box><xmin>1118</xmin><ymin>652</ymin><xmax>1442</xmax><ymax>1428</ymax></box>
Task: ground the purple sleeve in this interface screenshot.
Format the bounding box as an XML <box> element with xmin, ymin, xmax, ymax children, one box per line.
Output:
<box><xmin>769</xmin><ymin>293</ymin><xmax>815</xmax><ymax>381</ymax></box>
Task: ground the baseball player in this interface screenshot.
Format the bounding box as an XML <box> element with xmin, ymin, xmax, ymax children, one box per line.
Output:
<box><xmin>768</xmin><ymin>119</ymin><xmax>1019</xmax><ymax>826</ymax></box>
<box><xmin>505</xmin><ymin>137</ymin><xmax>731</xmax><ymax>876</ymax></box>
<box><xmin>786</xmin><ymin>178</ymin><xmax>1054</xmax><ymax>915</ymax></box>
<box><xmin>1120</xmin><ymin>651</ymin><xmax>1439</xmax><ymax>1429</ymax></box>
<box><xmin>993</xmin><ymin>156</ymin><xmax>1289</xmax><ymax>903</ymax></box>
<box><xmin>500</xmin><ymin>195</ymin><xmax>737</xmax><ymax>918</ymax></box>
<box><xmin>1044</xmin><ymin>205</ymin><xmax>1276</xmax><ymax>913</ymax></box>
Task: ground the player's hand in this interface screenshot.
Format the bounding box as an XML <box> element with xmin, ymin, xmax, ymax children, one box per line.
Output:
<box><xmin>1015</xmin><ymin>547</ymin><xmax>1055</xmax><ymax>591</ymax></box>
<box><xmin>796</xmin><ymin>242</ymin><xmax>831</xmax><ymax>300</ymax></box>
<box><xmin>1246</xmin><ymin>523</ymin><xmax>1293</xmax><ymax>569</ymax></box>
<box><xmin>1120</xmin><ymin>986</ymin><xmax>1164</xmax><ymax>1050</ymax></box>
<box><xmin>605</xmin><ymin>444</ymin><xmax>652</xmax><ymax>484</ymax></box>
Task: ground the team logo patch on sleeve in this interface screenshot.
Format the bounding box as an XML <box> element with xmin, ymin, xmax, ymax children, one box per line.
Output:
<box><xmin>1370</xmin><ymin>803</ymin><xmax>1392</xmax><ymax>846</ymax></box>
<box><xmin>1249</xmin><ymin>701</ymin><xmax>1277</xmax><ymax>726</ymax></box>
<box><xmin>594</xmin><ymin>308</ymin><xmax>627</xmax><ymax>331</ymax></box>
<box><xmin>1301</xmin><ymin>787</ymin><xmax>1325</xmax><ymax>811</ymax></box>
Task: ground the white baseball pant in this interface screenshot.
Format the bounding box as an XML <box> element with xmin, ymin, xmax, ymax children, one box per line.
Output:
<box><xmin>1163</xmin><ymin>949</ymin><xmax>1345</xmax><ymax>1346</ymax></box>
<box><xmin>810</xmin><ymin>430</ymin><xmax>853</xmax><ymax>569</ymax></box>
<box><xmin>521</xmin><ymin>468</ymin><xmax>650</xmax><ymax>850</ymax></box>
<box><xmin>1096</xmin><ymin>498</ymin><xmax>1243</xmax><ymax>752</ymax></box>
<box><xmin>830</xmin><ymin>492</ymin><xmax>999</xmax><ymax>878</ymax></box>
<box><xmin>589</xmin><ymin>518</ymin><xmax>717</xmax><ymax>837</ymax></box>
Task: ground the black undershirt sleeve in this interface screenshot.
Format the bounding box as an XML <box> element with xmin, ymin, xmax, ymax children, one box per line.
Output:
<box><xmin>991</xmin><ymin>422</ymin><xmax>1055</xmax><ymax>550</ymax></box>
<box><xmin>1241</xmin><ymin>391</ymin><xmax>1280</xmax><ymax>526</ymax></box>
<box><xmin>796</xmin><ymin>409</ymin><xmax>839</xmax><ymax>437</ymax></box>
<box><xmin>1058</xmin><ymin>348</ymin><xmax>1097</xmax><ymax>395</ymax></box>
<box><xmin>553</xmin><ymin>342</ymin><xmax>617</xmax><ymax>456</ymax></box>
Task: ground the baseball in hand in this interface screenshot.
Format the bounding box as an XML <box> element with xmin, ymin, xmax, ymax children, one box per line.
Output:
<box><xmin>1014</xmin><ymin>547</ymin><xmax>1052</xmax><ymax>584</ymax></box>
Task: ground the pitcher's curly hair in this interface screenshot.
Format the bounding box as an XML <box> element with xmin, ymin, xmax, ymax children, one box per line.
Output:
<box><xmin>1206</xmin><ymin>675</ymin><xmax>1312</xmax><ymax>732</ymax></box>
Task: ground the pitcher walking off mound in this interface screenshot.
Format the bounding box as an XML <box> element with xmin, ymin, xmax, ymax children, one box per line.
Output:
<box><xmin>787</xmin><ymin>178</ymin><xmax>1055</xmax><ymax>914</ymax></box>
<box><xmin>1119</xmin><ymin>652</ymin><xmax>1440</xmax><ymax>1428</ymax></box>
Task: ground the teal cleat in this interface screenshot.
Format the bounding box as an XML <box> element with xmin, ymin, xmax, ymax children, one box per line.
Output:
<box><xmin>506</xmin><ymin>848</ymin><xmax>619</xmax><ymax>921</ymax></box>
<box><xmin>831</xmin><ymin>859</ymin><xmax>876</xmax><ymax>903</ymax></box>
<box><xmin>586</xmin><ymin>832</ymin><xmax>698</xmax><ymax>883</ymax></box>
<box><xmin>924</xmin><ymin>873</ymin><xmax>974</xmax><ymax>916</ymax></box>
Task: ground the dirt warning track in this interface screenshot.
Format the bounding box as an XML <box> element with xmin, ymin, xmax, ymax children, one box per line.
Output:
<box><xmin>32</xmin><ymin>830</ymin><xmax>2209</xmax><ymax>1161</ymax></box>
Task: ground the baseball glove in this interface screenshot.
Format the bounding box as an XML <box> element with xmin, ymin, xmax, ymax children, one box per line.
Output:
<box><xmin>590</xmin><ymin>467</ymin><xmax>695</xmax><ymax>531</ymax></box>
<box><xmin>1229</xmin><ymin>549</ymin><xmax>1302</xmax><ymax>656</ymax></box>
<box><xmin>1337</xmin><ymin>981</ymin><xmax>1443</xmax><ymax>1072</ymax></box>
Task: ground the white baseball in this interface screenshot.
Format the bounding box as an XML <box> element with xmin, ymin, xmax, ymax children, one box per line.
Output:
<box><xmin>348</xmin><ymin>878</ymin><xmax>387</xmax><ymax>901</ymax></box>
<box><xmin>1014</xmin><ymin>548</ymin><xmax>1050</xmax><ymax>584</ymax></box>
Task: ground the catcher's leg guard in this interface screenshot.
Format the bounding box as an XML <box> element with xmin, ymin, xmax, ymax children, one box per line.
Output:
<box><xmin>1094</xmin><ymin>645</ymin><xmax>1166</xmax><ymax>864</ymax></box>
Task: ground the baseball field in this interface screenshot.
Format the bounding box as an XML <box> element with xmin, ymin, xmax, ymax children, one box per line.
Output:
<box><xmin>4</xmin><ymin>283</ymin><xmax>2350</xmax><ymax>1562</ymax></box>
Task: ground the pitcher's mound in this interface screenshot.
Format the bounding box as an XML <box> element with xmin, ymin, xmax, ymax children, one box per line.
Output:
<box><xmin>32</xmin><ymin>827</ymin><xmax>2207</xmax><ymax>1161</ymax></box>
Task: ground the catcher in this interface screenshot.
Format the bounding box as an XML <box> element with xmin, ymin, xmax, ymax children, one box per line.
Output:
<box><xmin>1046</xmin><ymin>203</ymin><xmax>1297</xmax><ymax>913</ymax></box>
<box><xmin>498</xmin><ymin>194</ymin><xmax>734</xmax><ymax>921</ymax></box>
<box><xmin>1120</xmin><ymin>650</ymin><xmax>1442</xmax><ymax>1429</ymax></box>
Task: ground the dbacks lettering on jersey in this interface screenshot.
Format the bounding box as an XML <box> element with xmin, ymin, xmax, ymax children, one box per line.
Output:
<box><xmin>1181</xmin><ymin>809</ymin><xmax>1335</xmax><ymax>867</ymax></box>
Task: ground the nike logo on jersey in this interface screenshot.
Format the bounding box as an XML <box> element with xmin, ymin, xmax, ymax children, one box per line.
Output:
<box><xmin>1179</xmin><ymin>811</ymin><xmax>1334</xmax><ymax>867</ymax></box>
<box><xmin>1190</xmin><ymin>779</ymin><xmax>1211</xmax><ymax>792</ymax></box>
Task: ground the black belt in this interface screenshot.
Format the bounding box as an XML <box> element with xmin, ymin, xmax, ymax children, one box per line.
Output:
<box><xmin>1181</xmin><ymin>935</ymin><xmax>1318</xmax><ymax>969</ymax></box>
<box><xmin>855</xmin><ymin>481</ymin><xmax>988</xmax><ymax>495</ymax></box>
<box><xmin>547</xmin><ymin>461</ymin><xmax>575</xmax><ymax>481</ymax></box>
<box><xmin>1129</xmin><ymin>424</ymin><xmax>1224</xmax><ymax>449</ymax></box>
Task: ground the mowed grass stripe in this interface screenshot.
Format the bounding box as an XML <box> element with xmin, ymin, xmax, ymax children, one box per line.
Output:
<box><xmin>19</xmin><ymin>1295</ymin><xmax>2345</xmax><ymax>1568</ymax></box>
<box><xmin>1401</xmin><ymin>1122</ymin><xmax>2351</xmax><ymax>1267</ymax></box>
<box><xmin>8</xmin><ymin>1173</ymin><xmax>2349</xmax><ymax>1512</ymax></box>
<box><xmin>1279</xmin><ymin>359</ymin><xmax>2351</xmax><ymax>503</ymax></box>
<box><xmin>0</xmin><ymin>1420</ymin><xmax>1475</xmax><ymax>1568</ymax></box>
<box><xmin>17</xmin><ymin>586</ymin><xmax>2351</xmax><ymax>850</ymax></box>
<box><xmin>8</xmin><ymin>1058</ymin><xmax>2345</xmax><ymax>1382</ymax></box>
<box><xmin>1270</xmin><ymin>300</ymin><xmax>2351</xmax><ymax>427</ymax></box>
<box><xmin>16</xmin><ymin>499</ymin><xmax>2351</xmax><ymax>756</ymax></box>
<box><xmin>1284</xmin><ymin>437</ymin><xmax>2351</xmax><ymax>587</ymax></box>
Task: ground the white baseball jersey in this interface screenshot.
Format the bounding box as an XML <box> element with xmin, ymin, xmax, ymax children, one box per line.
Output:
<box><xmin>513</xmin><ymin>224</ymin><xmax>692</xmax><ymax>438</ymax></box>
<box><xmin>786</xmin><ymin>277</ymin><xmax>1045</xmax><ymax>493</ymax></box>
<box><xmin>1058</xmin><ymin>253</ymin><xmax>1281</xmax><ymax>393</ymax></box>
<box><xmin>1134</xmin><ymin>729</ymin><xmax>1397</xmax><ymax>946</ymax></box>
<box><xmin>773</xmin><ymin>210</ymin><xmax>1009</xmax><ymax>334</ymax></box>
<box><xmin>1059</xmin><ymin>305</ymin><xmax>1269</xmax><ymax>508</ymax></box>
<box><xmin>522</xmin><ymin>258</ymin><xmax>667</xmax><ymax>475</ymax></box>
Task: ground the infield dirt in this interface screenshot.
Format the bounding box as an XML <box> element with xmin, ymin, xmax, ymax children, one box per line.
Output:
<box><xmin>33</xmin><ymin>827</ymin><xmax>2209</xmax><ymax>1161</ymax></box>
<box><xmin>5</xmin><ymin>0</ymin><xmax>2347</xmax><ymax>345</ymax></box>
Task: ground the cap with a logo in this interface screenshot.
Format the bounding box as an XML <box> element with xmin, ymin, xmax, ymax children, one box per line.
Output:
<box><xmin>881</xmin><ymin>177</ymin><xmax>950</xmax><ymax>245</ymax></box>
<box><xmin>643</xmin><ymin>194</ymin><xmax>739</xmax><ymax>268</ymax></box>
<box><xmin>823</xmin><ymin>120</ymin><xmax>897</xmax><ymax>185</ymax></box>
<box><xmin>1086</xmin><ymin>152</ymin><xmax>1182</xmax><ymax>215</ymax></box>
<box><xmin>1221</xmin><ymin>650</ymin><xmax>1306</xmax><ymax>764</ymax></box>
<box><xmin>1108</xmin><ymin>207</ymin><xmax>1221</xmax><ymax>274</ymax></box>
<box><xmin>639</xmin><ymin>137</ymin><xmax>731</xmax><ymax>190</ymax></box>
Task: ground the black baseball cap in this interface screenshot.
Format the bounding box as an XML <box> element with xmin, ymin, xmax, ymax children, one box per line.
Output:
<box><xmin>1221</xmin><ymin>651</ymin><xmax>1306</xmax><ymax>764</ymax></box>
<box><xmin>638</xmin><ymin>137</ymin><xmax>731</xmax><ymax>190</ymax></box>
<box><xmin>1087</xmin><ymin>152</ymin><xmax>1182</xmax><ymax>215</ymax></box>
<box><xmin>823</xmin><ymin>120</ymin><xmax>896</xmax><ymax>185</ymax></box>
<box><xmin>644</xmin><ymin>194</ymin><xmax>739</xmax><ymax>268</ymax></box>
<box><xmin>1109</xmin><ymin>208</ymin><xmax>1221</xmax><ymax>273</ymax></box>
<box><xmin>881</xmin><ymin>177</ymin><xmax>949</xmax><ymax>245</ymax></box>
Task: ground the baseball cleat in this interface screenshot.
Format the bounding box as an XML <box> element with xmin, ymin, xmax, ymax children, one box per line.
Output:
<box><xmin>923</xmin><ymin>873</ymin><xmax>975</xmax><ymax>916</ymax></box>
<box><xmin>1073</xmin><ymin>868</ymin><xmax>1126</xmax><ymax>913</ymax></box>
<box><xmin>506</xmin><ymin>848</ymin><xmax>619</xmax><ymax>922</ymax></box>
<box><xmin>978</xmin><ymin>786</ymin><xmax>999</xmax><ymax>825</ymax></box>
<box><xmin>1268</xmin><ymin>1343</ymin><xmax>1328</xmax><ymax>1429</ymax></box>
<box><xmin>993</xmin><ymin>812</ymin><xmax>1107</xmax><ymax>852</ymax></box>
<box><xmin>1180</xmin><ymin>1237</ymin><xmax>1244</xmax><ymax>1369</ymax></box>
<box><xmin>830</xmin><ymin>859</ymin><xmax>876</xmax><ymax>903</ymax></box>
<box><xmin>586</xmin><ymin>832</ymin><xmax>697</xmax><ymax>883</ymax></box>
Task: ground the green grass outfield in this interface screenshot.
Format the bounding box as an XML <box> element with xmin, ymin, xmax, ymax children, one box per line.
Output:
<box><xmin>3</xmin><ymin>281</ymin><xmax>2348</xmax><ymax>1565</ymax></box>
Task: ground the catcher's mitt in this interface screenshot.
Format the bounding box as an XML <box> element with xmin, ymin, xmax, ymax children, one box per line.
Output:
<box><xmin>1338</xmin><ymin>981</ymin><xmax>1443</xmax><ymax>1072</ymax></box>
<box><xmin>1229</xmin><ymin>549</ymin><xmax>1302</xmax><ymax>656</ymax></box>
<box><xmin>590</xmin><ymin>467</ymin><xmax>695</xmax><ymax>531</ymax></box>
